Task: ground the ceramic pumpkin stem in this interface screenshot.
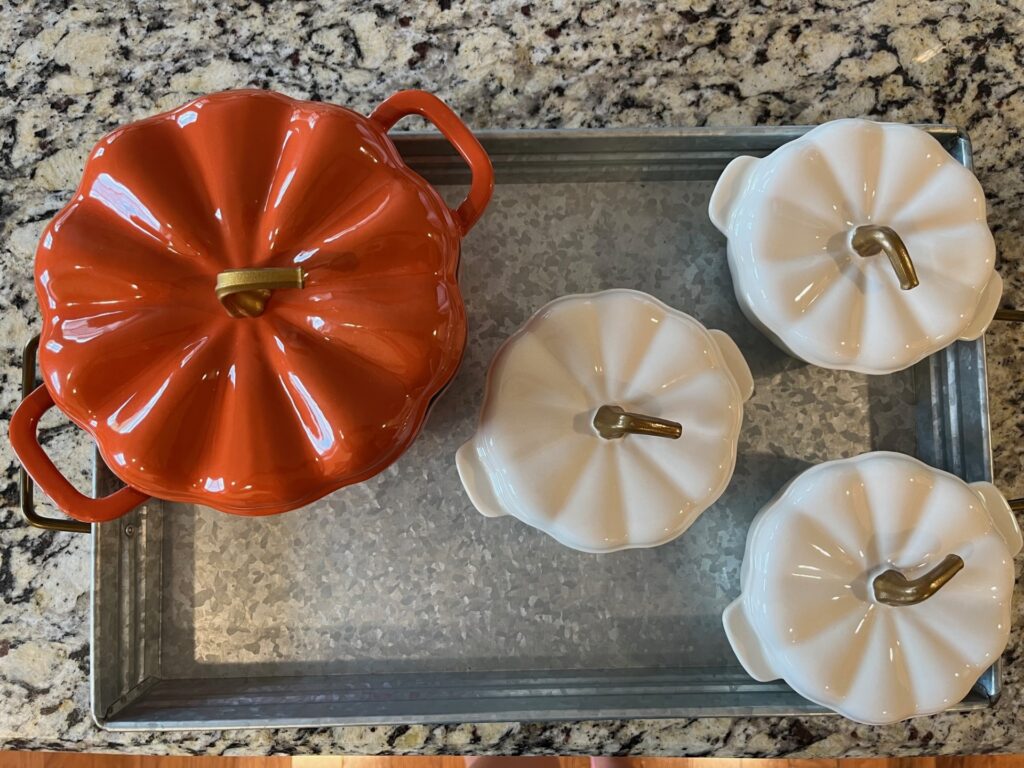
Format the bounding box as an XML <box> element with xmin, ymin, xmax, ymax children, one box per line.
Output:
<box><xmin>851</xmin><ymin>225</ymin><xmax>920</xmax><ymax>290</ymax></box>
<box><xmin>872</xmin><ymin>553</ymin><xmax>964</xmax><ymax>606</ymax></box>
<box><xmin>593</xmin><ymin>405</ymin><xmax>682</xmax><ymax>440</ymax></box>
<box><xmin>215</xmin><ymin>267</ymin><xmax>305</xmax><ymax>318</ymax></box>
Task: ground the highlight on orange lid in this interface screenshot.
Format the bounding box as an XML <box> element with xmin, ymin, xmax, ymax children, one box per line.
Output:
<box><xmin>9</xmin><ymin>89</ymin><xmax>494</xmax><ymax>521</ymax></box>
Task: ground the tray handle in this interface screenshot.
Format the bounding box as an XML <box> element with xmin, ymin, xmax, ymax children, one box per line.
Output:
<box><xmin>371</xmin><ymin>90</ymin><xmax>494</xmax><ymax>236</ymax></box>
<box><xmin>9</xmin><ymin>335</ymin><xmax>148</xmax><ymax>530</ymax></box>
<box><xmin>455</xmin><ymin>440</ymin><xmax>508</xmax><ymax>519</ymax></box>
<box><xmin>993</xmin><ymin>309</ymin><xmax>1024</xmax><ymax>513</ymax></box>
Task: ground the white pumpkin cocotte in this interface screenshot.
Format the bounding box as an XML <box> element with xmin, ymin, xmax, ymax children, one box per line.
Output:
<box><xmin>457</xmin><ymin>289</ymin><xmax>753</xmax><ymax>553</ymax></box>
<box><xmin>710</xmin><ymin>119</ymin><xmax>1001</xmax><ymax>375</ymax></box>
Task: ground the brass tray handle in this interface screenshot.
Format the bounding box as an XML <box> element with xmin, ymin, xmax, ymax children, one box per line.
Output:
<box><xmin>873</xmin><ymin>554</ymin><xmax>964</xmax><ymax>606</ymax></box>
<box><xmin>851</xmin><ymin>225</ymin><xmax>919</xmax><ymax>290</ymax></box>
<box><xmin>20</xmin><ymin>462</ymin><xmax>90</xmax><ymax>533</ymax></box>
<box><xmin>11</xmin><ymin>335</ymin><xmax>149</xmax><ymax>529</ymax></box>
<box><xmin>216</xmin><ymin>267</ymin><xmax>305</xmax><ymax>318</ymax></box>
<box><xmin>994</xmin><ymin>308</ymin><xmax>1024</xmax><ymax>513</ymax></box>
<box><xmin>16</xmin><ymin>335</ymin><xmax>90</xmax><ymax>533</ymax></box>
<box><xmin>593</xmin><ymin>405</ymin><xmax>682</xmax><ymax>440</ymax></box>
<box><xmin>994</xmin><ymin>308</ymin><xmax>1024</xmax><ymax>323</ymax></box>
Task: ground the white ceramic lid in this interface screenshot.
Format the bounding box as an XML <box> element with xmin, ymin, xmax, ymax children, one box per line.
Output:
<box><xmin>456</xmin><ymin>289</ymin><xmax>754</xmax><ymax>553</ymax></box>
<box><xmin>724</xmin><ymin>451</ymin><xmax>1022</xmax><ymax>724</ymax></box>
<box><xmin>709</xmin><ymin>119</ymin><xmax>1001</xmax><ymax>375</ymax></box>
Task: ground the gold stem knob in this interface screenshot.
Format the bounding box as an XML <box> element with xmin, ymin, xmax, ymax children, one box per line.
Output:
<box><xmin>872</xmin><ymin>554</ymin><xmax>963</xmax><ymax>606</ymax></box>
<box><xmin>215</xmin><ymin>268</ymin><xmax>305</xmax><ymax>318</ymax></box>
<box><xmin>851</xmin><ymin>225</ymin><xmax>919</xmax><ymax>290</ymax></box>
<box><xmin>593</xmin><ymin>405</ymin><xmax>682</xmax><ymax>440</ymax></box>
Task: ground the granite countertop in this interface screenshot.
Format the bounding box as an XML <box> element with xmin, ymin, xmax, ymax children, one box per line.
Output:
<box><xmin>2</xmin><ymin>0</ymin><xmax>1023</xmax><ymax>757</ymax></box>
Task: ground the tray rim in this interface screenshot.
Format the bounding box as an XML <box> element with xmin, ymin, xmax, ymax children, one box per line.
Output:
<box><xmin>89</xmin><ymin>123</ymin><xmax>998</xmax><ymax>730</ymax></box>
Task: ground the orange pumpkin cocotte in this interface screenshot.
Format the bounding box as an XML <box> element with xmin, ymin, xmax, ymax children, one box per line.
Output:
<box><xmin>10</xmin><ymin>89</ymin><xmax>494</xmax><ymax>522</ymax></box>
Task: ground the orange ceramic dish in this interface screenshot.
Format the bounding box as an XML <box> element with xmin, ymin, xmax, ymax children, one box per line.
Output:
<box><xmin>9</xmin><ymin>89</ymin><xmax>493</xmax><ymax>522</ymax></box>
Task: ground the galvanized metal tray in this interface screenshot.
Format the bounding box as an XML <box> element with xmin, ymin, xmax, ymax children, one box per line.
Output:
<box><xmin>88</xmin><ymin>127</ymin><xmax>1002</xmax><ymax>728</ymax></box>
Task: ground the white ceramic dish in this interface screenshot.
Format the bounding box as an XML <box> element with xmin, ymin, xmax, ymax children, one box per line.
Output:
<box><xmin>724</xmin><ymin>451</ymin><xmax>1022</xmax><ymax>725</ymax></box>
<box><xmin>456</xmin><ymin>289</ymin><xmax>753</xmax><ymax>553</ymax></box>
<box><xmin>709</xmin><ymin>119</ymin><xmax>1001</xmax><ymax>375</ymax></box>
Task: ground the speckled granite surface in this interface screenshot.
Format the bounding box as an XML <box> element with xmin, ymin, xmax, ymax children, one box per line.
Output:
<box><xmin>1</xmin><ymin>0</ymin><xmax>1023</xmax><ymax>757</ymax></box>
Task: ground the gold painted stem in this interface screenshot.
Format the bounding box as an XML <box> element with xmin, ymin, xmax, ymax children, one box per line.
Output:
<box><xmin>216</xmin><ymin>267</ymin><xmax>305</xmax><ymax>318</ymax></box>
<box><xmin>593</xmin><ymin>405</ymin><xmax>682</xmax><ymax>440</ymax></box>
<box><xmin>872</xmin><ymin>554</ymin><xmax>964</xmax><ymax>606</ymax></box>
<box><xmin>851</xmin><ymin>225</ymin><xmax>919</xmax><ymax>290</ymax></box>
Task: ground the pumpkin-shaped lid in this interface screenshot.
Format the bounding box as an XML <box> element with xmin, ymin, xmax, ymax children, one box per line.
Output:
<box><xmin>30</xmin><ymin>89</ymin><xmax>493</xmax><ymax>516</ymax></box>
<box><xmin>456</xmin><ymin>289</ymin><xmax>754</xmax><ymax>553</ymax></box>
<box><xmin>709</xmin><ymin>119</ymin><xmax>1001</xmax><ymax>375</ymax></box>
<box><xmin>724</xmin><ymin>452</ymin><xmax>1022</xmax><ymax>724</ymax></box>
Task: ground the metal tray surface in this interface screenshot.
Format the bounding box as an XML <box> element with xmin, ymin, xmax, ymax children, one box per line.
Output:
<box><xmin>91</xmin><ymin>127</ymin><xmax>997</xmax><ymax>728</ymax></box>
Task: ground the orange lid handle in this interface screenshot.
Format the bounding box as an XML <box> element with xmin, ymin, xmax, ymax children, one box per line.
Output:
<box><xmin>371</xmin><ymin>90</ymin><xmax>494</xmax><ymax>236</ymax></box>
<box><xmin>9</xmin><ymin>384</ymin><xmax>149</xmax><ymax>524</ymax></box>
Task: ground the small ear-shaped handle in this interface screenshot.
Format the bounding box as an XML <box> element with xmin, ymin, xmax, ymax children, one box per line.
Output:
<box><xmin>709</xmin><ymin>329</ymin><xmax>754</xmax><ymax>402</ymax></box>
<box><xmin>456</xmin><ymin>441</ymin><xmax>507</xmax><ymax>519</ymax></box>
<box><xmin>708</xmin><ymin>155</ymin><xmax>759</xmax><ymax>233</ymax></box>
<box><xmin>722</xmin><ymin>598</ymin><xmax>778</xmax><ymax>682</ymax></box>
<box><xmin>958</xmin><ymin>271</ymin><xmax>1003</xmax><ymax>341</ymax></box>
<box><xmin>371</xmin><ymin>90</ymin><xmax>494</xmax><ymax>236</ymax></box>
<box><xmin>970</xmin><ymin>481</ymin><xmax>1024</xmax><ymax>555</ymax></box>
<box><xmin>9</xmin><ymin>384</ymin><xmax>149</xmax><ymax>524</ymax></box>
